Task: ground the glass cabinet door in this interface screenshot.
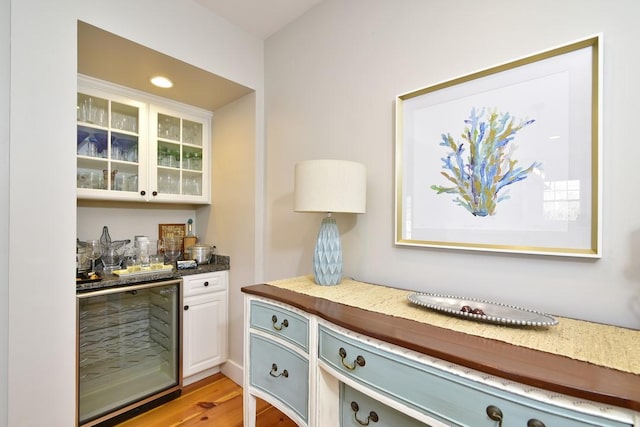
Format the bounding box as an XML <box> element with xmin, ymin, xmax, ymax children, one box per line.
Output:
<box><xmin>77</xmin><ymin>86</ymin><xmax>147</xmax><ymax>201</ymax></box>
<box><xmin>77</xmin><ymin>76</ymin><xmax>210</xmax><ymax>204</ymax></box>
<box><xmin>151</xmin><ymin>107</ymin><xmax>210</xmax><ymax>203</ymax></box>
<box><xmin>77</xmin><ymin>280</ymin><xmax>181</xmax><ymax>425</ymax></box>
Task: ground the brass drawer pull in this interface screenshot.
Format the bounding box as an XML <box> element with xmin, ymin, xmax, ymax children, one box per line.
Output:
<box><xmin>269</xmin><ymin>363</ymin><xmax>288</xmax><ymax>378</ymax></box>
<box><xmin>350</xmin><ymin>401</ymin><xmax>378</xmax><ymax>425</ymax></box>
<box><xmin>486</xmin><ymin>405</ymin><xmax>503</xmax><ymax>427</ymax></box>
<box><xmin>271</xmin><ymin>314</ymin><xmax>289</xmax><ymax>331</ymax></box>
<box><xmin>527</xmin><ymin>419</ymin><xmax>545</xmax><ymax>427</ymax></box>
<box><xmin>339</xmin><ymin>347</ymin><xmax>366</xmax><ymax>371</ymax></box>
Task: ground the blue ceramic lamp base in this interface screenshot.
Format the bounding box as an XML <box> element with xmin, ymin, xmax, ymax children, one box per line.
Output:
<box><xmin>313</xmin><ymin>215</ymin><xmax>343</xmax><ymax>286</ymax></box>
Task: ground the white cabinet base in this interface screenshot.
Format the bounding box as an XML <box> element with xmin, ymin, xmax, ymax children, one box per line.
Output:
<box><xmin>182</xmin><ymin>271</ymin><xmax>228</xmax><ymax>384</ymax></box>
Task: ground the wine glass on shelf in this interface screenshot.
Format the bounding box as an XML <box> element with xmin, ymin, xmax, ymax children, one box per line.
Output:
<box><xmin>86</xmin><ymin>239</ymin><xmax>103</xmax><ymax>272</ymax></box>
<box><xmin>163</xmin><ymin>237</ymin><xmax>182</xmax><ymax>264</ymax></box>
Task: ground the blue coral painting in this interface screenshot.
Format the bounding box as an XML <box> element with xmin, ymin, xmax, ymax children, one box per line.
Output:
<box><xmin>431</xmin><ymin>107</ymin><xmax>540</xmax><ymax>217</ymax></box>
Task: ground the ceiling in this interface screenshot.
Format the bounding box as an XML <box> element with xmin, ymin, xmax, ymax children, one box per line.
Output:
<box><xmin>78</xmin><ymin>2</ymin><xmax>321</xmax><ymax>112</ymax></box>
<box><xmin>78</xmin><ymin>21</ymin><xmax>254</xmax><ymax>112</ymax></box>
<box><xmin>194</xmin><ymin>0</ymin><xmax>323</xmax><ymax>39</ymax></box>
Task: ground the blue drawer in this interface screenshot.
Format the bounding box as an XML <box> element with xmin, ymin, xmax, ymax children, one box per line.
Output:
<box><xmin>341</xmin><ymin>383</ymin><xmax>426</xmax><ymax>427</ymax></box>
<box><xmin>250</xmin><ymin>300</ymin><xmax>309</xmax><ymax>352</ymax></box>
<box><xmin>319</xmin><ymin>325</ymin><xmax>631</xmax><ymax>427</ymax></box>
<box><xmin>249</xmin><ymin>333</ymin><xmax>309</xmax><ymax>422</ymax></box>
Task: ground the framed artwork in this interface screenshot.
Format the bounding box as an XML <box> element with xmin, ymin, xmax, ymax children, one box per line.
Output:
<box><xmin>395</xmin><ymin>35</ymin><xmax>602</xmax><ymax>257</ymax></box>
<box><xmin>158</xmin><ymin>223</ymin><xmax>186</xmax><ymax>252</ymax></box>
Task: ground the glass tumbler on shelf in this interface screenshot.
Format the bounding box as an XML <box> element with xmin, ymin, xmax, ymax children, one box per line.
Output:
<box><xmin>191</xmin><ymin>152</ymin><xmax>202</xmax><ymax>171</ymax></box>
<box><xmin>159</xmin><ymin>173</ymin><xmax>179</xmax><ymax>194</ymax></box>
<box><xmin>86</xmin><ymin>139</ymin><xmax>99</xmax><ymax>157</ymax></box>
<box><xmin>168</xmin><ymin>150</ymin><xmax>180</xmax><ymax>168</ymax></box>
<box><xmin>158</xmin><ymin>146</ymin><xmax>168</xmax><ymax>166</ymax></box>
<box><xmin>182</xmin><ymin>152</ymin><xmax>192</xmax><ymax>170</ymax></box>
<box><xmin>158</xmin><ymin>116</ymin><xmax>170</xmax><ymax>138</ymax></box>
<box><xmin>183</xmin><ymin>177</ymin><xmax>200</xmax><ymax>196</ymax></box>
<box><xmin>135</xmin><ymin>237</ymin><xmax>151</xmax><ymax>268</ymax></box>
<box><xmin>125</xmin><ymin>256</ymin><xmax>141</xmax><ymax>272</ymax></box>
<box><xmin>150</xmin><ymin>254</ymin><xmax>164</xmax><ymax>270</ymax></box>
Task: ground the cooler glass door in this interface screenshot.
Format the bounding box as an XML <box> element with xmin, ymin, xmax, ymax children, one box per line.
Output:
<box><xmin>77</xmin><ymin>279</ymin><xmax>181</xmax><ymax>426</ymax></box>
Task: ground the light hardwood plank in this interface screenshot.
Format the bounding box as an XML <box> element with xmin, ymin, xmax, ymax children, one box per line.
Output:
<box><xmin>117</xmin><ymin>374</ymin><xmax>297</xmax><ymax>427</ymax></box>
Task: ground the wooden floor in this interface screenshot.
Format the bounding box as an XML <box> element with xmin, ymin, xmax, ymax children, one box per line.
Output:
<box><xmin>117</xmin><ymin>373</ymin><xmax>297</xmax><ymax>427</ymax></box>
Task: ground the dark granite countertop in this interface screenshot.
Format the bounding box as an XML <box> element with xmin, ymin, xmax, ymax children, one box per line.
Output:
<box><xmin>76</xmin><ymin>255</ymin><xmax>230</xmax><ymax>293</ymax></box>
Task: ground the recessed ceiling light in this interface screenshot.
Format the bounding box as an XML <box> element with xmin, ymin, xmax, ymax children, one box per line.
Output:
<box><xmin>150</xmin><ymin>76</ymin><xmax>173</xmax><ymax>88</ymax></box>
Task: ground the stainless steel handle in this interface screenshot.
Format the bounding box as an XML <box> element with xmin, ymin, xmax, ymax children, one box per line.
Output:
<box><xmin>339</xmin><ymin>347</ymin><xmax>366</xmax><ymax>371</ymax></box>
<box><xmin>77</xmin><ymin>278</ymin><xmax>181</xmax><ymax>298</ymax></box>
<box><xmin>269</xmin><ymin>363</ymin><xmax>288</xmax><ymax>378</ymax></box>
<box><xmin>350</xmin><ymin>401</ymin><xmax>378</xmax><ymax>425</ymax></box>
<box><xmin>527</xmin><ymin>419</ymin><xmax>545</xmax><ymax>427</ymax></box>
<box><xmin>486</xmin><ymin>405</ymin><xmax>503</xmax><ymax>427</ymax></box>
<box><xmin>271</xmin><ymin>315</ymin><xmax>289</xmax><ymax>331</ymax></box>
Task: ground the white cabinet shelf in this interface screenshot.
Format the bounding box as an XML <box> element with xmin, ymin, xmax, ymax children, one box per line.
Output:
<box><xmin>77</xmin><ymin>75</ymin><xmax>211</xmax><ymax>204</ymax></box>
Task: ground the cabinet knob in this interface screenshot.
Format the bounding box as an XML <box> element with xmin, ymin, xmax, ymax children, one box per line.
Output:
<box><xmin>350</xmin><ymin>401</ymin><xmax>379</xmax><ymax>425</ymax></box>
<box><xmin>527</xmin><ymin>419</ymin><xmax>545</xmax><ymax>427</ymax></box>
<box><xmin>183</xmin><ymin>305</ymin><xmax>189</xmax><ymax>311</ymax></box>
<box><xmin>152</xmin><ymin>191</ymin><xmax>158</xmax><ymax>196</ymax></box>
<box><xmin>203</xmin><ymin>281</ymin><xmax>209</xmax><ymax>287</ymax></box>
<box><xmin>339</xmin><ymin>347</ymin><xmax>366</xmax><ymax>371</ymax></box>
<box><xmin>486</xmin><ymin>405</ymin><xmax>503</xmax><ymax>427</ymax></box>
<box><xmin>140</xmin><ymin>190</ymin><xmax>146</xmax><ymax>196</ymax></box>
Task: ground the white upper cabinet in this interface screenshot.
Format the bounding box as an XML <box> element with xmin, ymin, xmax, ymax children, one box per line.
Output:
<box><xmin>149</xmin><ymin>105</ymin><xmax>210</xmax><ymax>204</ymax></box>
<box><xmin>76</xmin><ymin>76</ymin><xmax>211</xmax><ymax>204</ymax></box>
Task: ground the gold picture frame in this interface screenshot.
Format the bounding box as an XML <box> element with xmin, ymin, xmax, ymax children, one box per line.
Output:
<box><xmin>395</xmin><ymin>35</ymin><xmax>602</xmax><ymax>257</ymax></box>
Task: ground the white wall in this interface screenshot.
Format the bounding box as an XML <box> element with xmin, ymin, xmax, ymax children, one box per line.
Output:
<box><xmin>77</xmin><ymin>203</ymin><xmax>198</xmax><ymax>244</ymax></box>
<box><xmin>201</xmin><ymin>92</ymin><xmax>257</xmax><ymax>383</ymax></box>
<box><xmin>264</xmin><ymin>0</ymin><xmax>640</xmax><ymax>328</ymax></box>
<box><xmin>9</xmin><ymin>0</ymin><xmax>77</xmax><ymax>425</ymax></box>
<box><xmin>0</xmin><ymin>0</ymin><xmax>9</xmax><ymax>424</ymax></box>
<box><xmin>6</xmin><ymin>0</ymin><xmax>264</xmax><ymax>425</ymax></box>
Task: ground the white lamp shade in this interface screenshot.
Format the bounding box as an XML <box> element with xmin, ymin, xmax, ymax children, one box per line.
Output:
<box><xmin>294</xmin><ymin>160</ymin><xmax>366</xmax><ymax>213</ymax></box>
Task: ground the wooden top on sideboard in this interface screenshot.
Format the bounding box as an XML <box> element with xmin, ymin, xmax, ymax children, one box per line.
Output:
<box><xmin>243</xmin><ymin>283</ymin><xmax>640</xmax><ymax>412</ymax></box>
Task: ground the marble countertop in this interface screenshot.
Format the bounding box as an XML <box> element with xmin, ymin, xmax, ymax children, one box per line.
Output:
<box><xmin>76</xmin><ymin>255</ymin><xmax>229</xmax><ymax>292</ymax></box>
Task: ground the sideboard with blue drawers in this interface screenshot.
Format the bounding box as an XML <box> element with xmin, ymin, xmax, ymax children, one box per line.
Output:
<box><xmin>242</xmin><ymin>282</ymin><xmax>640</xmax><ymax>427</ymax></box>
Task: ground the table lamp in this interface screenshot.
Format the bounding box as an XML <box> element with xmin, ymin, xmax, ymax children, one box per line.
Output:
<box><xmin>294</xmin><ymin>160</ymin><xmax>366</xmax><ymax>285</ymax></box>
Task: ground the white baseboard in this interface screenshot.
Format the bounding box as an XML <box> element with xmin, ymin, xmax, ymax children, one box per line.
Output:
<box><xmin>221</xmin><ymin>358</ymin><xmax>243</xmax><ymax>386</ymax></box>
<box><xmin>182</xmin><ymin>366</ymin><xmax>221</xmax><ymax>386</ymax></box>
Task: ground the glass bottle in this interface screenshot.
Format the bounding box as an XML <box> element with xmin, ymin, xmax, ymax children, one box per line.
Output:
<box><xmin>100</xmin><ymin>226</ymin><xmax>112</xmax><ymax>246</ymax></box>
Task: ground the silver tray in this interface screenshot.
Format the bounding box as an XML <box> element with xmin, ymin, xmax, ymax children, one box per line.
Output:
<box><xmin>407</xmin><ymin>292</ymin><xmax>558</xmax><ymax>327</ymax></box>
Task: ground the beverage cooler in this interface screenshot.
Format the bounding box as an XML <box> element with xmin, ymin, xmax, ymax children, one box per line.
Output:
<box><xmin>77</xmin><ymin>279</ymin><xmax>182</xmax><ymax>426</ymax></box>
